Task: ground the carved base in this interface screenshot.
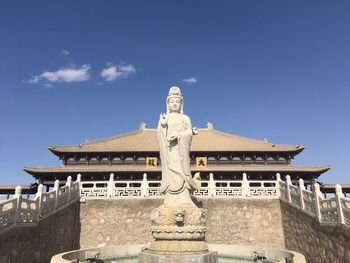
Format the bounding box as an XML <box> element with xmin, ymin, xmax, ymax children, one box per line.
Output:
<box><xmin>150</xmin><ymin>202</ymin><xmax>206</xmax><ymax>240</ymax></box>
<box><xmin>149</xmin><ymin>240</ymin><xmax>209</xmax><ymax>255</ymax></box>
<box><xmin>139</xmin><ymin>249</ymin><xmax>217</xmax><ymax>263</ymax></box>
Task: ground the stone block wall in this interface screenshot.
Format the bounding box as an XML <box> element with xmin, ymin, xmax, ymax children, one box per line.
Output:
<box><xmin>0</xmin><ymin>201</ymin><xmax>80</xmax><ymax>263</ymax></box>
<box><xmin>3</xmin><ymin>198</ymin><xmax>350</xmax><ymax>262</ymax></box>
<box><xmin>79</xmin><ymin>199</ymin><xmax>162</xmax><ymax>248</ymax></box>
<box><xmin>79</xmin><ymin>198</ymin><xmax>285</xmax><ymax>249</ymax></box>
<box><xmin>280</xmin><ymin>201</ymin><xmax>350</xmax><ymax>263</ymax></box>
<box><xmin>203</xmin><ymin>198</ymin><xmax>285</xmax><ymax>248</ymax></box>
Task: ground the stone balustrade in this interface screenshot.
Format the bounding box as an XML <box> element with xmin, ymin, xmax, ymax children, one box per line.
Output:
<box><xmin>0</xmin><ymin>176</ymin><xmax>80</xmax><ymax>234</ymax></box>
<box><xmin>79</xmin><ymin>172</ymin><xmax>279</xmax><ymax>199</ymax></box>
<box><xmin>1</xmin><ymin>173</ymin><xmax>349</xmax><ymax>234</ymax></box>
<box><xmin>79</xmin><ymin>172</ymin><xmax>350</xmax><ymax>228</ymax></box>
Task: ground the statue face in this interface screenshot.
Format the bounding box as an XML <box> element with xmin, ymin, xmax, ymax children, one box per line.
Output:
<box><xmin>168</xmin><ymin>97</ymin><xmax>182</xmax><ymax>113</ymax></box>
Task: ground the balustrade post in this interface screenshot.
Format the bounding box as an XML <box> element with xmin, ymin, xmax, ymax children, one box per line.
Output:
<box><xmin>35</xmin><ymin>184</ymin><xmax>44</xmax><ymax>222</ymax></box>
<box><xmin>335</xmin><ymin>184</ymin><xmax>345</xmax><ymax>224</ymax></box>
<box><xmin>276</xmin><ymin>173</ymin><xmax>281</xmax><ymax>197</ymax></box>
<box><xmin>242</xmin><ymin>173</ymin><xmax>249</xmax><ymax>197</ymax></box>
<box><xmin>66</xmin><ymin>176</ymin><xmax>72</xmax><ymax>201</ymax></box>
<box><xmin>208</xmin><ymin>173</ymin><xmax>215</xmax><ymax>197</ymax></box>
<box><xmin>298</xmin><ymin>178</ymin><xmax>305</xmax><ymax>209</ymax></box>
<box><xmin>53</xmin><ymin>180</ymin><xmax>59</xmax><ymax>209</ymax></box>
<box><xmin>14</xmin><ymin>185</ymin><xmax>22</xmax><ymax>224</ymax></box>
<box><xmin>76</xmin><ymin>174</ymin><xmax>81</xmax><ymax>197</ymax></box>
<box><xmin>286</xmin><ymin>175</ymin><xmax>292</xmax><ymax>203</ymax></box>
<box><xmin>141</xmin><ymin>173</ymin><xmax>148</xmax><ymax>197</ymax></box>
<box><xmin>314</xmin><ymin>183</ymin><xmax>322</xmax><ymax>222</ymax></box>
<box><xmin>35</xmin><ymin>184</ymin><xmax>44</xmax><ymax>207</ymax></box>
<box><xmin>108</xmin><ymin>173</ymin><xmax>114</xmax><ymax>198</ymax></box>
<box><xmin>76</xmin><ymin>173</ymin><xmax>82</xmax><ymax>187</ymax></box>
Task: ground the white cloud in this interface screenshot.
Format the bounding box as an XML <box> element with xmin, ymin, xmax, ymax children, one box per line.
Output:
<box><xmin>101</xmin><ymin>63</ymin><xmax>136</xmax><ymax>81</ymax></box>
<box><xmin>183</xmin><ymin>77</ymin><xmax>198</xmax><ymax>84</ymax></box>
<box><xmin>44</xmin><ymin>83</ymin><xmax>53</xmax><ymax>88</ymax></box>
<box><xmin>61</xmin><ymin>49</ymin><xmax>70</xmax><ymax>56</ymax></box>
<box><xmin>29</xmin><ymin>64</ymin><xmax>91</xmax><ymax>84</ymax></box>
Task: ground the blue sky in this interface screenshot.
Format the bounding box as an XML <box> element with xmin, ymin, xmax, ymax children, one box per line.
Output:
<box><xmin>0</xmin><ymin>1</ymin><xmax>349</xmax><ymax>185</ymax></box>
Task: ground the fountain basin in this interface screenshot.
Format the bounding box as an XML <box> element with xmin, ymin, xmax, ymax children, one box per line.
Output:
<box><xmin>51</xmin><ymin>244</ymin><xmax>306</xmax><ymax>263</ymax></box>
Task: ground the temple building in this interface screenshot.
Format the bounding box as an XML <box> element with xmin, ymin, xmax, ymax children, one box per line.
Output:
<box><xmin>23</xmin><ymin>122</ymin><xmax>329</xmax><ymax>187</ymax></box>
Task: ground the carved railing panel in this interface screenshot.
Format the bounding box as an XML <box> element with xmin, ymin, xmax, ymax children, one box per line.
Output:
<box><xmin>40</xmin><ymin>191</ymin><xmax>56</xmax><ymax>217</ymax></box>
<box><xmin>0</xmin><ymin>199</ymin><xmax>17</xmax><ymax>232</ymax></box>
<box><xmin>114</xmin><ymin>188</ymin><xmax>142</xmax><ymax>197</ymax></box>
<box><xmin>279</xmin><ymin>181</ymin><xmax>288</xmax><ymax>201</ymax></box>
<box><xmin>341</xmin><ymin>198</ymin><xmax>350</xmax><ymax>227</ymax></box>
<box><xmin>289</xmin><ymin>185</ymin><xmax>301</xmax><ymax>207</ymax></box>
<box><xmin>320</xmin><ymin>198</ymin><xmax>338</xmax><ymax>223</ymax></box>
<box><xmin>70</xmin><ymin>182</ymin><xmax>80</xmax><ymax>200</ymax></box>
<box><xmin>80</xmin><ymin>181</ymin><xmax>108</xmax><ymax>198</ymax></box>
<box><xmin>57</xmin><ymin>185</ymin><xmax>70</xmax><ymax>208</ymax></box>
<box><xmin>17</xmin><ymin>198</ymin><xmax>39</xmax><ymax>224</ymax></box>
<box><xmin>302</xmin><ymin>189</ymin><xmax>316</xmax><ymax>214</ymax></box>
<box><xmin>147</xmin><ymin>181</ymin><xmax>162</xmax><ymax>198</ymax></box>
<box><xmin>114</xmin><ymin>181</ymin><xmax>142</xmax><ymax>198</ymax></box>
<box><xmin>214</xmin><ymin>181</ymin><xmax>243</xmax><ymax>197</ymax></box>
<box><xmin>247</xmin><ymin>181</ymin><xmax>278</xmax><ymax>197</ymax></box>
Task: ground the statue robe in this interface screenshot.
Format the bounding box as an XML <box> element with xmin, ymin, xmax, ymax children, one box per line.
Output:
<box><xmin>157</xmin><ymin>113</ymin><xmax>199</xmax><ymax>194</ymax></box>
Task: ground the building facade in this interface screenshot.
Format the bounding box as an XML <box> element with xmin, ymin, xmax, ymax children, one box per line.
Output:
<box><xmin>24</xmin><ymin>122</ymin><xmax>329</xmax><ymax>187</ymax></box>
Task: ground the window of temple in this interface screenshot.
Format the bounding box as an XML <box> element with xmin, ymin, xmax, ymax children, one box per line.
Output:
<box><xmin>89</xmin><ymin>157</ymin><xmax>99</xmax><ymax>165</ymax></box>
<box><xmin>255</xmin><ymin>156</ymin><xmax>265</xmax><ymax>165</ymax></box>
<box><xmin>207</xmin><ymin>156</ymin><xmax>217</xmax><ymax>165</ymax></box>
<box><xmin>100</xmin><ymin>157</ymin><xmax>110</xmax><ymax>165</ymax></box>
<box><xmin>136</xmin><ymin>156</ymin><xmax>146</xmax><ymax>165</ymax></box>
<box><xmin>220</xmin><ymin>156</ymin><xmax>231</xmax><ymax>165</ymax></box>
<box><xmin>231</xmin><ymin>156</ymin><xmax>241</xmax><ymax>164</ymax></box>
<box><xmin>266</xmin><ymin>156</ymin><xmax>277</xmax><ymax>164</ymax></box>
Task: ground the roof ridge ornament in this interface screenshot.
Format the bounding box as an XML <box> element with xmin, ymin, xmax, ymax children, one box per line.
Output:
<box><xmin>207</xmin><ymin>122</ymin><xmax>214</xmax><ymax>130</ymax></box>
<box><xmin>139</xmin><ymin>122</ymin><xmax>146</xmax><ymax>130</ymax></box>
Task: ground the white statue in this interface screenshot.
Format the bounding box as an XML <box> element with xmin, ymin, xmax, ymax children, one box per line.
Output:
<box><xmin>148</xmin><ymin>87</ymin><xmax>208</xmax><ymax>255</ymax></box>
<box><xmin>157</xmin><ymin>86</ymin><xmax>201</xmax><ymax>204</ymax></box>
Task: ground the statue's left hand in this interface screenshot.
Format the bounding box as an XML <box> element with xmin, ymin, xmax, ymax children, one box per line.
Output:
<box><xmin>192</xmin><ymin>127</ymin><xmax>198</xmax><ymax>135</ymax></box>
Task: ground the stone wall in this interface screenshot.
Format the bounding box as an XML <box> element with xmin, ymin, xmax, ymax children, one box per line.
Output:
<box><xmin>0</xmin><ymin>201</ymin><xmax>80</xmax><ymax>263</ymax></box>
<box><xmin>203</xmin><ymin>198</ymin><xmax>285</xmax><ymax>248</ymax></box>
<box><xmin>79</xmin><ymin>198</ymin><xmax>285</xmax><ymax>249</ymax></box>
<box><xmin>4</xmin><ymin>197</ymin><xmax>350</xmax><ymax>262</ymax></box>
<box><xmin>280</xmin><ymin>201</ymin><xmax>350</xmax><ymax>263</ymax></box>
<box><xmin>79</xmin><ymin>199</ymin><xmax>162</xmax><ymax>248</ymax></box>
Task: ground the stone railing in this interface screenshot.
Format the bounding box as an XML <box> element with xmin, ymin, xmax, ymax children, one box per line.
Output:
<box><xmin>79</xmin><ymin>173</ymin><xmax>350</xmax><ymax>228</ymax></box>
<box><xmin>0</xmin><ymin>176</ymin><xmax>80</xmax><ymax>234</ymax></box>
<box><xmin>79</xmin><ymin>173</ymin><xmax>279</xmax><ymax>199</ymax></box>
<box><xmin>279</xmin><ymin>175</ymin><xmax>350</xmax><ymax>228</ymax></box>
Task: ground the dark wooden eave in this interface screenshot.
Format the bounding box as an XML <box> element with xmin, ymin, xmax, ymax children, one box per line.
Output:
<box><xmin>23</xmin><ymin>165</ymin><xmax>330</xmax><ymax>177</ymax></box>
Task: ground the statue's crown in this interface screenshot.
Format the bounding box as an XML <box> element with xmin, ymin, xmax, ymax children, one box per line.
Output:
<box><xmin>168</xmin><ymin>86</ymin><xmax>182</xmax><ymax>97</ymax></box>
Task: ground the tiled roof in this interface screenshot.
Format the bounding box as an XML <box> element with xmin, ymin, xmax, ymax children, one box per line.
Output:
<box><xmin>49</xmin><ymin>123</ymin><xmax>304</xmax><ymax>154</ymax></box>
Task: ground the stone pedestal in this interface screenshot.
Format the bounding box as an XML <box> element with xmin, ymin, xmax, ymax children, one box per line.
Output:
<box><xmin>150</xmin><ymin>202</ymin><xmax>206</xmax><ymax>239</ymax></box>
<box><xmin>141</xmin><ymin>201</ymin><xmax>218</xmax><ymax>262</ymax></box>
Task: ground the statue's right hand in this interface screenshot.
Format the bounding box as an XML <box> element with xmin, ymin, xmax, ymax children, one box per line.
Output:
<box><xmin>160</xmin><ymin>113</ymin><xmax>167</xmax><ymax>125</ymax></box>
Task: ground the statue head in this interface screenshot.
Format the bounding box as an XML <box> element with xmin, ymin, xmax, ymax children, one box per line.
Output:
<box><xmin>166</xmin><ymin>86</ymin><xmax>184</xmax><ymax>113</ymax></box>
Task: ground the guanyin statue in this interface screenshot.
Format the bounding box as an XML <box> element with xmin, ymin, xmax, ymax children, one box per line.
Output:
<box><xmin>156</xmin><ymin>86</ymin><xmax>201</xmax><ymax>204</ymax></box>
